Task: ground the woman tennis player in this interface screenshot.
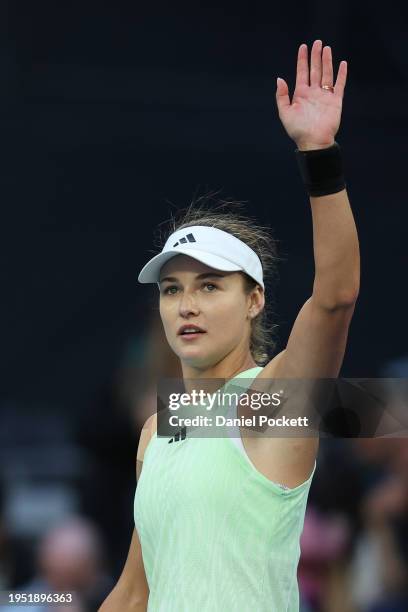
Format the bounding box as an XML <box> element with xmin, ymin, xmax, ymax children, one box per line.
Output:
<box><xmin>100</xmin><ymin>39</ymin><xmax>360</xmax><ymax>611</ymax></box>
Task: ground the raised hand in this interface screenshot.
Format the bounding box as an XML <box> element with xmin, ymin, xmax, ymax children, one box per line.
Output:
<box><xmin>276</xmin><ymin>40</ymin><xmax>347</xmax><ymax>151</ymax></box>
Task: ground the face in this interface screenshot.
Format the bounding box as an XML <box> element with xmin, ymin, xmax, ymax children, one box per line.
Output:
<box><xmin>159</xmin><ymin>255</ymin><xmax>264</xmax><ymax>369</ymax></box>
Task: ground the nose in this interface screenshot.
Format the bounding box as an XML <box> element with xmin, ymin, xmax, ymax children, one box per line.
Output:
<box><xmin>179</xmin><ymin>290</ymin><xmax>200</xmax><ymax>318</ymax></box>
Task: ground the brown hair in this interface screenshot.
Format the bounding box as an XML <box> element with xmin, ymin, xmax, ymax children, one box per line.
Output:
<box><xmin>155</xmin><ymin>191</ymin><xmax>281</xmax><ymax>365</ymax></box>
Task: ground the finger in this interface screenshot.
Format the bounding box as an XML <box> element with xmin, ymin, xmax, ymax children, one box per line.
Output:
<box><xmin>310</xmin><ymin>39</ymin><xmax>323</xmax><ymax>86</ymax></box>
<box><xmin>276</xmin><ymin>77</ymin><xmax>291</xmax><ymax>113</ymax></box>
<box><xmin>334</xmin><ymin>60</ymin><xmax>348</xmax><ymax>98</ymax></box>
<box><xmin>321</xmin><ymin>45</ymin><xmax>334</xmax><ymax>87</ymax></box>
<box><xmin>294</xmin><ymin>43</ymin><xmax>309</xmax><ymax>89</ymax></box>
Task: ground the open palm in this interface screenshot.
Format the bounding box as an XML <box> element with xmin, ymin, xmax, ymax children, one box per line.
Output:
<box><xmin>276</xmin><ymin>40</ymin><xmax>348</xmax><ymax>150</ymax></box>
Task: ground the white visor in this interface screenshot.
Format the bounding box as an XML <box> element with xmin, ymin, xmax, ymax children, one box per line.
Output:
<box><xmin>138</xmin><ymin>225</ymin><xmax>264</xmax><ymax>289</ymax></box>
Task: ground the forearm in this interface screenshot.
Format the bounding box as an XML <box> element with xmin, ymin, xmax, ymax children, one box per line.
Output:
<box><xmin>275</xmin><ymin>39</ymin><xmax>359</xmax><ymax>308</ymax></box>
<box><xmin>310</xmin><ymin>186</ymin><xmax>360</xmax><ymax>307</ymax></box>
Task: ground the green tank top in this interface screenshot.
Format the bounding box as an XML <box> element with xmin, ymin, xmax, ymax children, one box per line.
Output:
<box><xmin>134</xmin><ymin>366</ymin><xmax>316</xmax><ymax>611</ymax></box>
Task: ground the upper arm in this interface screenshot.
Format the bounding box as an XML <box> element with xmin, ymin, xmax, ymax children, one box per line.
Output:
<box><xmin>263</xmin><ymin>295</ymin><xmax>356</xmax><ymax>379</ymax></box>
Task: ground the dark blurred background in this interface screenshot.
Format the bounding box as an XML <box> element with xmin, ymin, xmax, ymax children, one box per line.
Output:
<box><xmin>1</xmin><ymin>2</ymin><xmax>407</xmax><ymax>611</ymax></box>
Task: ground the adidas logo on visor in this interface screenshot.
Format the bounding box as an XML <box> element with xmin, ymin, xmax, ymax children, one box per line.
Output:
<box><xmin>137</xmin><ymin>225</ymin><xmax>264</xmax><ymax>290</ymax></box>
<box><xmin>173</xmin><ymin>233</ymin><xmax>196</xmax><ymax>247</ymax></box>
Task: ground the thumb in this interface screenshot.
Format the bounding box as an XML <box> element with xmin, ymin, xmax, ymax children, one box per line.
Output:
<box><xmin>276</xmin><ymin>77</ymin><xmax>290</xmax><ymax>113</ymax></box>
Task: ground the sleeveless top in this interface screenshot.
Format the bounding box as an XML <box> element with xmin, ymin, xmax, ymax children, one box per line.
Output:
<box><xmin>134</xmin><ymin>366</ymin><xmax>316</xmax><ymax>611</ymax></box>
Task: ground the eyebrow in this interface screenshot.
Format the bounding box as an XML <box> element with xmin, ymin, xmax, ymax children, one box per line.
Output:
<box><xmin>159</xmin><ymin>272</ymin><xmax>227</xmax><ymax>284</ymax></box>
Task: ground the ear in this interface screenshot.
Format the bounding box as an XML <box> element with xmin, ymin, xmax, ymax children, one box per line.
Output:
<box><xmin>247</xmin><ymin>285</ymin><xmax>265</xmax><ymax>319</ymax></box>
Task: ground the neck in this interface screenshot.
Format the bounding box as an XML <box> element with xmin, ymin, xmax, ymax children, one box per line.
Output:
<box><xmin>181</xmin><ymin>351</ymin><xmax>258</xmax><ymax>383</ymax></box>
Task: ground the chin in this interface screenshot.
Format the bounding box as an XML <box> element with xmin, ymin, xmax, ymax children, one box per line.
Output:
<box><xmin>172</xmin><ymin>344</ymin><xmax>207</xmax><ymax>367</ymax></box>
<box><xmin>179</xmin><ymin>350</ymin><xmax>208</xmax><ymax>368</ymax></box>
<box><xmin>180</xmin><ymin>348</ymin><xmax>228</xmax><ymax>371</ymax></box>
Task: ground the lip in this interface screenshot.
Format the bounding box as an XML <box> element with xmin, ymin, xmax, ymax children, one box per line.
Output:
<box><xmin>178</xmin><ymin>324</ymin><xmax>206</xmax><ymax>336</ymax></box>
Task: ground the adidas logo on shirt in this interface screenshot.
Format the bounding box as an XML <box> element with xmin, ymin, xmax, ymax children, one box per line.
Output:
<box><xmin>173</xmin><ymin>233</ymin><xmax>196</xmax><ymax>247</ymax></box>
<box><xmin>168</xmin><ymin>426</ymin><xmax>187</xmax><ymax>443</ymax></box>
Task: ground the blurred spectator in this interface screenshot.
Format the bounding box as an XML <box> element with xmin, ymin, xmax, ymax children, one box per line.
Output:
<box><xmin>298</xmin><ymin>439</ymin><xmax>364</xmax><ymax>612</ymax></box>
<box><xmin>299</xmin><ymin>505</ymin><xmax>351</xmax><ymax>611</ymax></box>
<box><xmin>0</xmin><ymin>515</ymin><xmax>112</xmax><ymax>611</ymax></box>
<box><xmin>298</xmin><ymin>434</ymin><xmax>408</xmax><ymax>612</ymax></box>
<box><xmin>348</xmin><ymin>439</ymin><xmax>408</xmax><ymax>612</ymax></box>
<box><xmin>348</xmin><ymin>355</ymin><xmax>408</xmax><ymax>611</ymax></box>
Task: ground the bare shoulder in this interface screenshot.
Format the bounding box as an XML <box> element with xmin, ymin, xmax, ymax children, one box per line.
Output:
<box><xmin>138</xmin><ymin>413</ymin><xmax>157</xmax><ymax>457</ymax></box>
<box><xmin>145</xmin><ymin>412</ymin><xmax>158</xmax><ymax>436</ymax></box>
<box><xmin>136</xmin><ymin>413</ymin><xmax>157</xmax><ymax>481</ymax></box>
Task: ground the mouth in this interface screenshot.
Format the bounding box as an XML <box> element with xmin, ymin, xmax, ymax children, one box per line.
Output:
<box><xmin>178</xmin><ymin>325</ymin><xmax>206</xmax><ymax>338</ymax></box>
<box><xmin>179</xmin><ymin>333</ymin><xmax>204</xmax><ymax>341</ymax></box>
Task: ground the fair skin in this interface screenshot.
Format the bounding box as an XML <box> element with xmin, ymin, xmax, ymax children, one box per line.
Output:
<box><xmin>159</xmin><ymin>255</ymin><xmax>264</xmax><ymax>381</ymax></box>
<box><xmin>99</xmin><ymin>39</ymin><xmax>359</xmax><ymax>611</ymax></box>
<box><xmin>157</xmin><ymin>39</ymin><xmax>359</xmax><ymax>488</ymax></box>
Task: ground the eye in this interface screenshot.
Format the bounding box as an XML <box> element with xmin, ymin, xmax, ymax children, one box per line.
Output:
<box><xmin>163</xmin><ymin>285</ymin><xmax>179</xmax><ymax>295</ymax></box>
<box><xmin>203</xmin><ymin>282</ymin><xmax>217</xmax><ymax>292</ymax></box>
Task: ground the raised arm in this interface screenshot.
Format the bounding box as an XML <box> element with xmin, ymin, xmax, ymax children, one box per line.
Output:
<box><xmin>255</xmin><ymin>41</ymin><xmax>360</xmax><ymax>486</ymax></box>
<box><xmin>270</xmin><ymin>39</ymin><xmax>360</xmax><ymax>377</ymax></box>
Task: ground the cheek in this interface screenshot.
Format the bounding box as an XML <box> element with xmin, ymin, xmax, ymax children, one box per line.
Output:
<box><xmin>159</xmin><ymin>302</ymin><xmax>184</xmax><ymax>355</ymax></box>
<box><xmin>209</xmin><ymin>295</ymin><xmax>247</xmax><ymax>334</ymax></box>
<box><xmin>159</xmin><ymin>299</ymin><xmax>174</xmax><ymax>322</ymax></box>
<box><xmin>158</xmin><ymin>301</ymin><xmax>165</xmax><ymax>322</ymax></box>
<box><xmin>159</xmin><ymin>302</ymin><xmax>173</xmax><ymax>336</ymax></box>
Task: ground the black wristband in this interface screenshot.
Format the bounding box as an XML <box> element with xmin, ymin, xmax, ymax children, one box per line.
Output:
<box><xmin>295</xmin><ymin>141</ymin><xmax>346</xmax><ymax>197</ymax></box>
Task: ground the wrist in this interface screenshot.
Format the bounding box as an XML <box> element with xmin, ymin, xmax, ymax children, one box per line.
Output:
<box><xmin>295</xmin><ymin>141</ymin><xmax>346</xmax><ymax>197</ymax></box>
